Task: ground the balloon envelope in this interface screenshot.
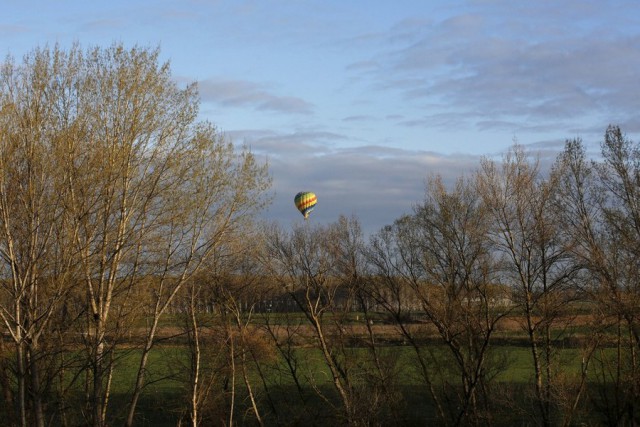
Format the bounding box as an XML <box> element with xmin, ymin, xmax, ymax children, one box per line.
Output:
<box><xmin>294</xmin><ymin>191</ymin><xmax>317</xmax><ymax>219</ymax></box>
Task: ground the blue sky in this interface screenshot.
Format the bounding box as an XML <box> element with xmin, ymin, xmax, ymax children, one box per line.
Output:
<box><xmin>3</xmin><ymin>0</ymin><xmax>640</xmax><ymax>235</ymax></box>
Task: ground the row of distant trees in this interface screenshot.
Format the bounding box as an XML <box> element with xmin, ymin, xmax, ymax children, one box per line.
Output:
<box><xmin>0</xmin><ymin>44</ymin><xmax>639</xmax><ymax>426</ymax></box>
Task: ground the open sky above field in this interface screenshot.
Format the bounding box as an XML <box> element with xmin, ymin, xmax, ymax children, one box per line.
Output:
<box><xmin>3</xmin><ymin>0</ymin><xmax>640</xmax><ymax>235</ymax></box>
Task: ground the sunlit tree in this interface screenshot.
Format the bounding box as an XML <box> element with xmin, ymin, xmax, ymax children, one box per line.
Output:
<box><xmin>0</xmin><ymin>43</ymin><xmax>270</xmax><ymax>427</ymax></box>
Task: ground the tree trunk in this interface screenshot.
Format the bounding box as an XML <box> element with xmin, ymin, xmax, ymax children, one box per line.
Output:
<box><xmin>526</xmin><ymin>299</ymin><xmax>549</xmax><ymax>427</ymax></box>
<box><xmin>28</xmin><ymin>346</ymin><xmax>45</xmax><ymax>427</ymax></box>
<box><xmin>189</xmin><ymin>297</ymin><xmax>201</xmax><ymax>427</ymax></box>
<box><xmin>125</xmin><ymin>316</ymin><xmax>160</xmax><ymax>427</ymax></box>
<box><xmin>91</xmin><ymin>318</ymin><xmax>106</xmax><ymax>427</ymax></box>
<box><xmin>16</xmin><ymin>342</ymin><xmax>27</xmax><ymax>427</ymax></box>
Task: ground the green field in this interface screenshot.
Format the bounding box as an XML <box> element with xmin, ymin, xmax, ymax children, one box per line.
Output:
<box><xmin>69</xmin><ymin>342</ymin><xmax>612</xmax><ymax>426</ymax></box>
<box><xmin>2</xmin><ymin>311</ymin><xmax>632</xmax><ymax>426</ymax></box>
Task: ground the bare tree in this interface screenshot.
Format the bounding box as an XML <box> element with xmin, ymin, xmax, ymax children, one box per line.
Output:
<box><xmin>366</xmin><ymin>175</ymin><xmax>506</xmax><ymax>426</ymax></box>
<box><xmin>262</xmin><ymin>218</ymin><xmax>372</xmax><ymax>425</ymax></box>
<box><xmin>478</xmin><ymin>146</ymin><xmax>581</xmax><ymax>426</ymax></box>
<box><xmin>258</xmin><ymin>295</ymin><xmax>314</xmax><ymax>423</ymax></box>
<box><xmin>555</xmin><ymin>129</ymin><xmax>640</xmax><ymax>424</ymax></box>
<box><xmin>180</xmin><ymin>225</ymin><xmax>273</xmax><ymax>427</ymax></box>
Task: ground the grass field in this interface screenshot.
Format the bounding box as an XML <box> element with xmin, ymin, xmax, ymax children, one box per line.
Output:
<box><xmin>2</xmin><ymin>311</ymin><xmax>631</xmax><ymax>426</ymax></box>
<box><xmin>87</xmin><ymin>340</ymin><xmax>609</xmax><ymax>426</ymax></box>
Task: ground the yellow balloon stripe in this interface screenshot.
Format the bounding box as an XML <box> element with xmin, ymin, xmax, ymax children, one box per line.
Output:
<box><xmin>294</xmin><ymin>192</ymin><xmax>317</xmax><ymax>218</ymax></box>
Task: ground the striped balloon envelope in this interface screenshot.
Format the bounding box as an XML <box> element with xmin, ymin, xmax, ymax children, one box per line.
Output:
<box><xmin>294</xmin><ymin>191</ymin><xmax>317</xmax><ymax>219</ymax></box>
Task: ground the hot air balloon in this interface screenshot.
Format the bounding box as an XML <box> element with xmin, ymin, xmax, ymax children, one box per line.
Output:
<box><xmin>294</xmin><ymin>191</ymin><xmax>317</xmax><ymax>219</ymax></box>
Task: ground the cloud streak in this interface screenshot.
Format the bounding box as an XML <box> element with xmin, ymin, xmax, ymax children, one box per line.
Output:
<box><xmin>345</xmin><ymin>1</ymin><xmax>640</xmax><ymax>135</ymax></box>
<box><xmin>199</xmin><ymin>78</ymin><xmax>314</xmax><ymax>115</ymax></box>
